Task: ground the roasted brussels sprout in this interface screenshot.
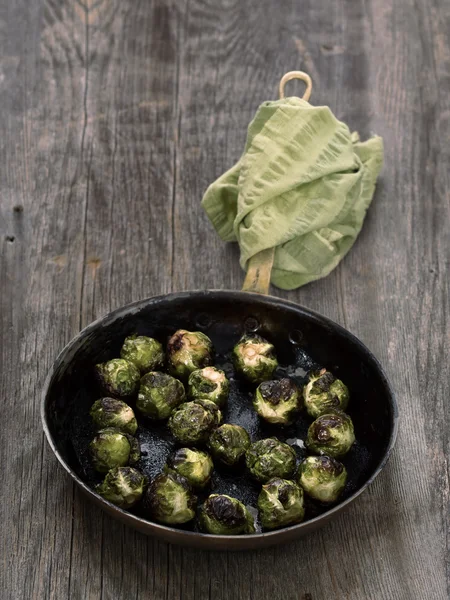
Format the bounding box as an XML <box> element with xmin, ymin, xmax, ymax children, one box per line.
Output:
<box><xmin>257</xmin><ymin>478</ymin><xmax>305</xmax><ymax>530</ymax></box>
<box><xmin>253</xmin><ymin>378</ymin><xmax>301</xmax><ymax>425</ymax></box>
<box><xmin>245</xmin><ymin>437</ymin><xmax>297</xmax><ymax>483</ymax></box>
<box><xmin>164</xmin><ymin>447</ymin><xmax>214</xmax><ymax>490</ymax></box>
<box><xmin>168</xmin><ymin>399</ymin><xmax>222</xmax><ymax>445</ymax></box>
<box><xmin>120</xmin><ymin>334</ymin><xmax>164</xmax><ymax>374</ymax></box>
<box><xmin>188</xmin><ymin>367</ymin><xmax>229</xmax><ymax>407</ymax></box>
<box><xmin>303</xmin><ymin>368</ymin><xmax>349</xmax><ymax>418</ymax></box>
<box><xmin>96</xmin><ymin>466</ymin><xmax>148</xmax><ymax>508</ymax></box>
<box><xmin>298</xmin><ymin>456</ymin><xmax>347</xmax><ymax>503</ymax></box>
<box><xmin>232</xmin><ymin>334</ymin><xmax>278</xmax><ymax>383</ymax></box>
<box><xmin>89</xmin><ymin>428</ymin><xmax>140</xmax><ymax>473</ymax></box>
<box><xmin>306</xmin><ymin>412</ymin><xmax>355</xmax><ymax>457</ymax></box>
<box><xmin>95</xmin><ymin>358</ymin><xmax>140</xmax><ymax>399</ymax></box>
<box><xmin>136</xmin><ymin>371</ymin><xmax>185</xmax><ymax>420</ymax></box>
<box><xmin>90</xmin><ymin>398</ymin><xmax>138</xmax><ymax>435</ymax></box>
<box><xmin>167</xmin><ymin>330</ymin><xmax>214</xmax><ymax>381</ymax></box>
<box><xmin>146</xmin><ymin>473</ymin><xmax>197</xmax><ymax>524</ymax></box>
<box><xmin>199</xmin><ymin>494</ymin><xmax>255</xmax><ymax>535</ymax></box>
<box><xmin>207</xmin><ymin>424</ymin><xmax>251</xmax><ymax>466</ymax></box>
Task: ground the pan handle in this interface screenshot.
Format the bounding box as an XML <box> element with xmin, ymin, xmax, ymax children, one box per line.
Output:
<box><xmin>241</xmin><ymin>247</ymin><xmax>275</xmax><ymax>295</ymax></box>
<box><xmin>241</xmin><ymin>71</ymin><xmax>313</xmax><ymax>296</ymax></box>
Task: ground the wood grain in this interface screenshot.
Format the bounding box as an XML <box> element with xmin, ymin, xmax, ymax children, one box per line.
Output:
<box><xmin>0</xmin><ymin>0</ymin><xmax>449</xmax><ymax>598</ymax></box>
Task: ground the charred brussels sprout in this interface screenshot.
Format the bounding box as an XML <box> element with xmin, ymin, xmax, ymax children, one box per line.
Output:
<box><xmin>167</xmin><ymin>330</ymin><xmax>213</xmax><ymax>381</ymax></box>
<box><xmin>207</xmin><ymin>424</ymin><xmax>251</xmax><ymax>466</ymax></box>
<box><xmin>188</xmin><ymin>367</ymin><xmax>229</xmax><ymax>407</ymax></box>
<box><xmin>245</xmin><ymin>437</ymin><xmax>296</xmax><ymax>483</ymax></box>
<box><xmin>199</xmin><ymin>494</ymin><xmax>255</xmax><ymax>535</ymax></box>
<box><xmin>136</xmin><ymin>371</ymin><xmax>185</xmax><ymax>420</ymax></box>
<box><xmin>257</xmin><ymin>478</ymin><xmax>305</xmax><ymax>530</ymax></box>
<box><xmin>298</xmin><ymin>456</ymin><xmax>347</xmax><ymax>503</ymax></box>
<box><xmin>95</xmin><ymin>358</ymin><xmax>140</xmax><ymax>399</ymax></box>
<box><xmin>164</xmin><ymin>447</ymin><xmax>214</xmax><ymax>490</ymax></box>
<box><xmin>96</xmin><ymin>466</ymin><xmax>148</xmax><ymax>508</ymax></box>
<box><xmin>89</xmin><ymin>428</ymin><xmax>140</xmax><ymax>473</ymax></box>
<box><xmin>196</xmin><ymin>399</ymin><xmax>222</xmax><ymax>428</ymax></box>
<box><xmin>120</xmin><ymin>334</ymin><xmax>164</xmax><ymax>374</ymax></box>
<box><xmin>232</xmin><ymin>334</ymin><xmax>278</xmax><ymax>384</ymax></box>
<box><xmin>168</xmin><ymin>399</ymin><xmax>222</xmax><ymax>445</ymax></box>
<box><xmin>303</xmin><ymin>368</ymin><xmax>349</xmax><ymax>418</ymax></box>
<box><xmin>253</xmin><ymin>378</ymin><xmax>301</xmax><ymax>425</ymax></box>
<box><xmin>306</xmin><ymin>412</ymin><xmax>355</xmax><ymax>457</ymax></box>
<box><xmin>146</xmin><ymin>473</ymin><xmax>196</xmax><ymax>524</ymax></box>
<box><xmin>90</xmin><ymin>398</ymin><xmax>137</xmax><ymax>435</ymax></box>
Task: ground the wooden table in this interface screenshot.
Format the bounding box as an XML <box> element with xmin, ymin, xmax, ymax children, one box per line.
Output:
<box><xmin>1</xmin><ymin>1</ymin><xmax>449</xmax><ymax>598</ymax></box>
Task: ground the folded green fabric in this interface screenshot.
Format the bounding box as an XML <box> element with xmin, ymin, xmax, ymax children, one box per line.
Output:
<box><xmin>202</xmin><ymin>97</ymin><xmax>383</xmax><ymax>290</ymax></box>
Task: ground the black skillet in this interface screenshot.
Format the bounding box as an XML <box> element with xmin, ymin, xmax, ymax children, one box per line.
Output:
<box><xmin>41</xmin><ymin>74</ymin><xmax>398</xmax><ymax>551</ymax></box>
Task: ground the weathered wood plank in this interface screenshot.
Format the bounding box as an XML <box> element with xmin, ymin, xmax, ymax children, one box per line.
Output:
<box><xmin>0</xmin><ymin>0</ymin><xmax>449</xmax><ymax>598</ymax></box>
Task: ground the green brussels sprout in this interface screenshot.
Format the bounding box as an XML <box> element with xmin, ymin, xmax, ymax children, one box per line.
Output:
<box><xmin>90</xmin><ymin>398</ymin><xmax>138</xmax><ymax>435</ymax></box>
<box><xmin>164</xmin><ymin>447</ymin><xmax>214</xmax><ymax>490</ymax></box>
<box><xmin>298</xmin><ymin>456</ymin><xmax>347</xmax><ymax>503</ymax></box>
<box><xmin>168</xmin><ymin>399</ymin><xmax>222</xmax><ymax>445</ymax></box>
<box><xmin>199</xmin><ymin>494</ymin><xmax>255</xmax><ymax>535</ymax></box>
<box><xmin>257</xmin><ymin>478</ymin><xmax>305</xmax><ymax>530</ymax></box>
<box><xmin>253</xmin><ymin>378</ymin><xmax>301</xmax><ymax>425</ymax></box>
<box><xmin>96</xmin><ymin>466</ymin><xmax>148</xmax><ymax>508</ymax></box>
<box><xmin>188</xmin><ymin>367</ymin><xmax>229</xmax><ymax>407</ymax></box>
<box><xmin>136</xmin><ymin>371</ymin><xmax>186</xmax><ymax>420</ymax></box>
<box><xmin>167</xmin><ymin>330</ymin><xmax>214</xmax><ymax>381</ymax></box>
<box><xmin>245</xmin><ymin>437</ymin><xmax>297</xmax><ymax>483</ymax></box>
<box><xmin>207</xmin><ymin>424</ymin><xmax>251</xmax><ymax>466</ymax></box>
<box><xmin>146</xmin><ymin>473</ymin><xmax>197</xmax><ymax>524</ymax></box>
<box><xmin>95</xmin><ymin>358</ymin><xmax>140</xmax><ymax>399</ymax></box>
<box><xmin>89</xmin><ymin>428</ymin><xmax>140</xmax><ymax>473</ymax></box>
<box><xmin>120</xmin><ymin>334</ymin><xmax>164</xmax><ymax>374</ymax></box>
<box><xmin>303</xmin><ymin>368</ymin><xmax>349</xmax><ymax>418</ymax></box>
<box><xmin>232</xmin><ymin>334</ymin><xmax>278</xmax><ymax>384</ymax></box>
<box><xmin>196</xmin><ymin>399</ymin><xmax>222</xmax><ymax>428</ymax></box>
<box><xmin>306</xmin><ymin>412</ymin><xmax>355</xmax><ymax>458</ymax></box>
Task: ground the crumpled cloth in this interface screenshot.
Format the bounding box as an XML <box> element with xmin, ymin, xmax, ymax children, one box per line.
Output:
<box><xmin>202</xmin><ymin>97</ymin><xmax>384</xmax><ymax>290</ymax></box>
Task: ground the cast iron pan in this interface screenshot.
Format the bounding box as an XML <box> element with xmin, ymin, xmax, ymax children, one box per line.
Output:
<box><xmin>41</xmin><ymin>74</ymin><xmax>398</xmax><ymax>551</ymax></box>
<box><xmin>41</xmin><ymin>289</ymin><xmax>398</xmax><ymax>550</ymax></box>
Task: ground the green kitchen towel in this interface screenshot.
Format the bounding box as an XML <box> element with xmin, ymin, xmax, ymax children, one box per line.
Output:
<box><xmin>202</xmin><ymin>96</ymin><xmax>384</xmax><ymax>290</ymax></box>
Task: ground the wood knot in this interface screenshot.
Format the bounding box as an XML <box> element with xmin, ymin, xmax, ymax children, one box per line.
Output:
<box><xmin>87</xmin><ymin>256</ymin><xmax>102</xmax><ymax>278</ymax></box>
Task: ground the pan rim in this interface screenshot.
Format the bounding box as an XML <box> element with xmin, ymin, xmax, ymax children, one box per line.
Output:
<box><xmin>41</xmin><ymin>289</ymin><xmax>399</xmax><ymax>544</ymax></box>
